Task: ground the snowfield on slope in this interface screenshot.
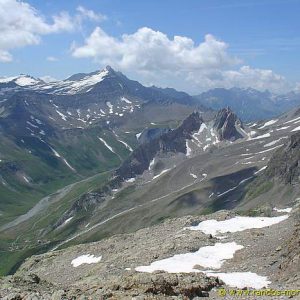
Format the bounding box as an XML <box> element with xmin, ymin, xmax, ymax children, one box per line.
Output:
<box><xmin>187</xmin><ymin>215</ymin><xmax>289</xmax><ymax>236</ymax></box>
<box><xmin>204</xmin><ymin>271</ymin><xmax>271</xmax><ymax>289</ymax></box>
<box><xmin>136</xmin><ymin>213</ymin><xmax>290</xmax><ymax>289</ymax></box>
<box><xmin>71</xmin><ymin>254</ymin><xmax>102</xmax><ymax>267</ymax></box>
<box><xmin>135</xmin><ymin>242</ymin><xmax>243</xmax><ymax>272</ymax></box>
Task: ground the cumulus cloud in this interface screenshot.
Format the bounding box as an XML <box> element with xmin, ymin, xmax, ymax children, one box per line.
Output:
<box><xmin>187</xmin><ymin>66</ymin><xmax>290</xmax><ymax>93</ymax></box>
<box><xmin>0</xmin><ymin>0</ymin><xmax>106</xmax><ymax>63</ymax></box>
<box><xmin>0</xmin><ymin>50</ymin><xmax>12</xmax><ymax>63</ymax></box>
<box><xmin>76</xmin><ymin>6</ymin><xmax>107</xmax><ymax>22</ymax></box>
<box><xmin>72</xmin><ymin>27</ymin><xmax>240</xmax><ymax>71</ymax></box>
<box><xmin>71</xmin><ymin>26</ymin><xmax>291</xmax><ymax>93</ymax></box>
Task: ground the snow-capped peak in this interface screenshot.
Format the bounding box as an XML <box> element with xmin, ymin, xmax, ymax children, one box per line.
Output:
<box><xmin>0</xmin><ymin>75</ymin><xmax>41</xmax><ymax>86</ymax></box>
<box><xmin>14</xmin><ymin>75</ymin><xmax>42</xmax><ymax>86</ymax></box>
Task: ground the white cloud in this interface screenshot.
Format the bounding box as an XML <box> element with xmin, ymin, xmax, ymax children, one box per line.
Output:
<box><xmin>47</xmin><ymin>56</ymin><xmax>59</xmax><ymax>62</ymax></box>
<box><xmin>76</xmin><ymin>6</ymin><xmax>107</xmax><ymax>22</ymax></box>
<box><xmin>0</xmin><ymin>1</ymin><xmax>107</xmax><ymax>63</ymax></box>
<box><xmin>71</xmin><ymin>26</ymin><xmax>292</xmax><ymax>93</ymax></box>
<box><xmin>72</xmin><ymin>27</ymin><xmax>240</xmax><ymax>71</ymax></box>
<box><xmin>0</xmin><ymin>50</ymin><xmax>12</xmax><ymax>62</ymax></box>
<box><xmin>187</xmin><ymin>66</ymin><xmax>290</xmax><ymax>93</ymax></box>
<box><xmin>294</xmin><ymin>82</ymin><xmax>300</xmax><ymax>92</ymax></box>
<box><xmin>0</xmin><ymin>0</ymin><xmax>75</xmax><ymax>62</ymax></box>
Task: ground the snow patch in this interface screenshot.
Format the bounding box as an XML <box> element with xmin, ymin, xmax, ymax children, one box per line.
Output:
<box><xmin>273</xmin><ymin>207</ymin><xmax>292</xmax><ymax>213</ymax></box>
<box><xmin>135</xmin><ymin>242</ymin><xmax>243</xmax><ymax>273</ymax></box>
<box><xmin>153</xmin><ymin>169</ymin><xmax>171</xmax><ymax>180</ymax></box>
<box><xmin>106</xmin><ymin>102</ymin><xmax>113</xmax><ymax>114</ymax></box>
<box><xmin>292</xmin><ymin>125</ymin><xmax>300</xmax><ymax>132</ymax></box>
<box><xmin>149</xmin><ymin>158</ymin><xmax>155</xmax><ymax>170</ymax></box>
<box><xmin>251</xmin><ymin>133</ymin><xmax>271</xmax><ymax>140</ymax></box>
<box><xmin>71</xmin><ymin>254</ymin><xmax>102</xmax><ymax>267</ymax></box>
<box><xmin>126</xmin><ymin>178</ymin><xmax>136</xmax><ymax>183</ymax></box>
<box><xmin>63</xmin><ymin>217</ymin><xmax>73</xmax><ymax>225</ymax></box>
<box><xmin>264</xmin><ymin>137</ymin><xmax>287</xmax><ymax>147</ymax></box>
<box><xmin>187</xmin><ymin>215</ymin><xmax>289</xmax><ymax>236</ymax></box>
<box><xmin>254</xmin><ymin>166</ymin><xmax>267</xmax><ymax>174</ymax></box>
<box><xmin>276</xmin><ymin>126</ymin><xmax>290</xmax><ymax>131</ymax></box>
<box><xmin>258</xmin><ymin>119</ymin><xmax>278</xmax><ymax>129</ymax></box>
<box><xmin>186</xmin><ymin>140</ymin><xmax>192</xmax><ymax>156</ymax></box>
<box><xmin>56</xmin><ymin>110</ymin><xmax>67</xmax><ymax>121</ymax></box>
<box><xmin>121</xmin><ymin>96</ymin><xmax>132</xmax><ymax>104</ymax></box>
<box><xmin>98</xmin><ymin>137</ymin><xmax>116</xmax><ymax>154</ymax></box>
<box><xmin>205</xmin><ymin>271</ymin><xmax>271</xmax><ymax>289</ymax></box>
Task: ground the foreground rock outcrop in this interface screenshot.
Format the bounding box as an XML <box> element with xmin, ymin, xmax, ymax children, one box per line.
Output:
<box><xmin>0</xmin><ymin>272</ymin><xmax>222</xmax><ymax>299</ymax></box>
<box><xmin>1</xmin><ymin>209</ymin><xmax>298</xmax><ymax>299</ymax></box>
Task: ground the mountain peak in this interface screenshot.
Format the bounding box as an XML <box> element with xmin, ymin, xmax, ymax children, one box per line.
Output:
<box><xmin>104</xmin><ymin>65</ymin><xmax>115</xmax><ymax>73</ymax></box>
<box><xmin>213</xmin><ymin>107</ymin><xmax>243</xmax><ymax>141</ymax></box>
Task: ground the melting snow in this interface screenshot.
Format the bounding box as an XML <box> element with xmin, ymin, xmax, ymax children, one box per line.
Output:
<box><xmin>254</xmin><ymin>166</ymin><xmax>267</xmax><ymax>174</ymax></box>
<box><xmin>61</xmin><ymin>158</ymin><xmax>76</xmax><ymax>172</ymax></box>
<box><xmin>98</xmin><ymin>137</ymin><xmax>116</xmax><ymax>154</ymax></box>
<box><xmin>264</xmin><ymin>137</ymin><xmax>287</xmax><ymax>147</ymax></box>
<box><xmin>153</xmin><ymin>169</ymin><xmax>171</xmax><ymax>180</ymax></box>
<box><xmin>216</xmin><ymin>177</ymin><xmax>253</xmax><ymax>198</ymax></box>
<box><xmin>149</xmin><ymin>158</ymin><xmax>155</xmax><ymax>170</ymax></box>
<box><xmin>63</xmin><ymin>217</ymin><xmax>73</xmax><ymax>225</ymax></box>
<box><xmin>283</xmin><ymin>116</ymin><xmax>300</xmax><ymax>124</ymax></box>
<box><xmin>71</xmin><ymin>254</ymin><xmax>102</xmax><ymax>267</ymax></box>
<box><xmin>292</xmin><ymin>125</ymin><xmax>300</xmax><ymax>132</ymax></box>
<box><xmin>116</xmin><ymin>138</ymin><xmax>133</xmax><ymax>151</ymax></box>
<box><xmin>276</xmin><ymin>126</ymin><xmax>290</xmax><ymax>131</ymax></box>
<box><xmin>121</xmin><ymin>96</ymin><xmax>132</xmax><ymax>104</ymax></box>
<box><xmin>126</xmin><ymin>178</ymin><xmax>136</xmax><ymax>183</ymax></box>
<box><xmin>257</xmin><ymin>144</ymin><xmax>283</xmax><ymax>154</ymax></box>
<box><xmin>187</xmin><ymin>215</ymin><xmax>289</xmax><ymax>236</ymax></box>
<box><xmin>26</xmin><ymin>121</ymin><xmax>39</xmax><ymax>128</ymax></box>
<box><xmin>23</xmin><ymin>175</ymin><xmax>30</xmax><ymax>183</ymax></box>
<box><xmin>106</xmin><ymin>102</ymin><xmax>113</xmax><ymax>114</ymax></box>
<box><xmin>135</xmin><ymin>242</ymin><xmax>243</xmax><ymax>273</ymax></box>
<box><xmin>49</xmin><ymin>147</ymin><xmax>76</xmax><ymax>172</ymax></box>
<box><xmin>186</xmin><ymin>140</ymin><xmax>192</xmax><ymax>156</ymax></box>
<box><xmin>136</xmin><ymin>132</ymin><xmax>142</xmax><ymax>139</ymax></box>
<box><xmin>273</xmin><ymin>207</ymin><xmax>292</xmax><ymax>213</ymax></box>
<box><xmin>56</xmin><ymin>110</ymin><xmax>67</xmax><ymax>121</ymax></box>
<box><xmin>199</xmin><ymin>123</ymin><xmax>207</xmax><ymax>133</ymax></box>
<box><xmin>258</xmin><ymin>119</ymin><xmax>278</xmax><ymax>129</ymax></box>
<box><xmin>205</xmin><ymin>271</ymin><xmax>271</xmax><ymax>289</ymax></box>
<box><xmin>251</xmin><ymin>133</ymin><xmax>271</xmax><ymax>140</ymax></box>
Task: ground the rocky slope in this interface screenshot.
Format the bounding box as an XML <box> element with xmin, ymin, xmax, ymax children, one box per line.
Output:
<box><xmin>0</xmin><ymin>66</ymin><xmax>208</xmax><ymax>227</ymax></box>
<box><xmin>264</xmin><ymin>131</ymin><xmax>300</xmax><ymax>184</ymax></box>
<box><xmin>0</xmin><ymin>208</ymin><xmax>298</xmax><ymax>299</ymax></box>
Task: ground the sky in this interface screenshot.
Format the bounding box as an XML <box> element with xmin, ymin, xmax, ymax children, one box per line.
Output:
<box><xmin>0</xmin><ymin>0</ymin><xmax>299</xmax><ymax>94</ymax></box>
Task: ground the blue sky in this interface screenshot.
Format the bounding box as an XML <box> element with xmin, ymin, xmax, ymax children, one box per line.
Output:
<box><xmin>1</xmin><ymin>0</ymin><xmax>299</xmax><ymax>93</ymax></box>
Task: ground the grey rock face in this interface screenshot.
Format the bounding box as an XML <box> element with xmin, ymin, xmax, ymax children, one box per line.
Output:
<box><xmin>265</xmin><ymin>131</ymin><xmax>300</xmax><ymax>184</ymax></box>
<box><xmin>213</xmin><ymin>107</ymin><xmax>243</xmax><ymax>141</ymax></box>
<box><xmin>116</xmin><ymin>111</ymin><xmax>203</xmax><ymax>180</ymax></box>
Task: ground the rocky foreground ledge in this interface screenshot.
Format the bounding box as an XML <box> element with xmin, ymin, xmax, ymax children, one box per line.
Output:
<box><xmin>0</xmin><ymin>208</ymin><xmax>299</xmax><ymax>299</ymax></box>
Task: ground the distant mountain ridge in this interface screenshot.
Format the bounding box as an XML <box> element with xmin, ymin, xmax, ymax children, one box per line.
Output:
<box><xmin>2</xmin><ymin>68</ymin><xmax>300</xmax><ymax>122</ymax></box>
<box><xmin>195</xmin><ymin>87</ymin><xmax>300</xmax><ymax>122</ymax></box>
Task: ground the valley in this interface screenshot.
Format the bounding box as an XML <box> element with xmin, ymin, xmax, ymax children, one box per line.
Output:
<box><xmin>0</xmin><ymin>66</ymin><xmax>300</xmax><ymax>298</ymax></box>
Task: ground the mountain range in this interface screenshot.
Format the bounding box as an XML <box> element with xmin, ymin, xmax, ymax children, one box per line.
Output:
<box><xmin>0</xmin><ymin>66</ymin><xmax>299</xmax><ymax>298</ymax></box>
